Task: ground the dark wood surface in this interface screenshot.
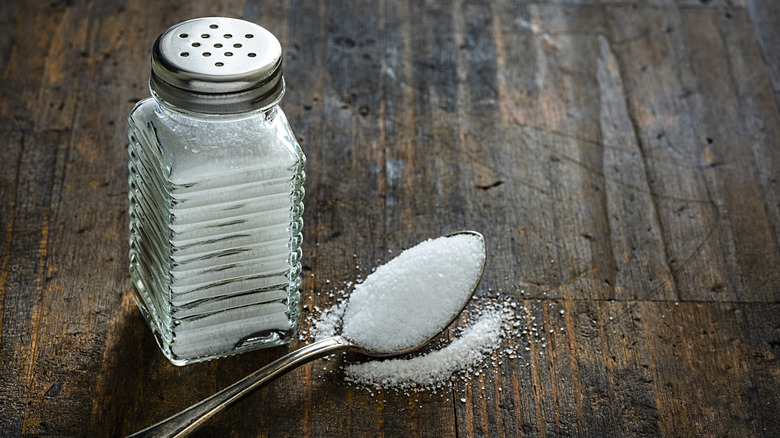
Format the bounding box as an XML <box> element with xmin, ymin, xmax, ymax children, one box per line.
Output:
<box><xmin>1</xmin><ymin>0</ymin><xmax>779</xmax><ymax>437</ymax></box>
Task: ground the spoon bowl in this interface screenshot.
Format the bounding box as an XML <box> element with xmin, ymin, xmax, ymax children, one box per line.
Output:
<box><xmin>348</xmin><ymin>230</ymin><xmax>486</xmax><ymax>357</ymax></box>
<box><xmin>128</xmin><ymin>230</ymin><xmax>486</xmax><ymax>438</ymax></box>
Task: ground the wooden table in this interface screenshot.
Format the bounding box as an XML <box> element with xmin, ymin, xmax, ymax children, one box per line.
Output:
<box><xmin>2</xmin><ymin>0</ymin><xmax>779</xmax><ymax>436</ymax></box>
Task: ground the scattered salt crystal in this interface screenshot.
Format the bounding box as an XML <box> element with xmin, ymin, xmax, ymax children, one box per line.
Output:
<box><xmin>309</xmin><ymin>301</ymin><xmax>346</xmax><ymax>341</ymax></box>
<box><xmin>343</xmin><ymin>302</ymin><xmax>514</xmax><ymax>391</ymax></box>
<box><xmin>341</xmin><ymin>234</ymin><xmax>486</xmax><ymax>352</ymax></box>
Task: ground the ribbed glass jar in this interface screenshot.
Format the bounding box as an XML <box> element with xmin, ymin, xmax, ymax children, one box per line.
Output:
<box><xmin>127</xmin><ymin>17</ymin><xmax>305</xmax><ymax>365</ymax></box>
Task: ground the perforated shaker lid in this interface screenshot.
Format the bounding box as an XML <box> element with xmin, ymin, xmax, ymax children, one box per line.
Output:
<box><xmin>150</xmin><ymin>17</ymin><xmax>285</xmax><ymax>114</ymax></box>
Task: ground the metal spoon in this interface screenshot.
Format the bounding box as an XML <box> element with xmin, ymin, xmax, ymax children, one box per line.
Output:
<box><xmin>128</xmin><ymin>230</ymin><xmax>486</xmax><ymax>438</ymax></box>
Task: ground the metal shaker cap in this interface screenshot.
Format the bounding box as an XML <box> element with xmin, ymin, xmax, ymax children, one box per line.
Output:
<box><xmin>150</xmin><ymin>17</ymin><xmax>285</xmax><ymax>114</ymax></box>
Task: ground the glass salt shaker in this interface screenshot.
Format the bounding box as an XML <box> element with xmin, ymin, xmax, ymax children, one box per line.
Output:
<box><xmin>127</xmin><ymin>17</ymin><xmax>306</xmax><ymax>365</ymax></box>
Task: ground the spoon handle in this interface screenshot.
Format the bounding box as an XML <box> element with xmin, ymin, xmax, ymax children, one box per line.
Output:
<box><xmin>127</xmin><ymin>336</ymin><xmax>354</xmax><ymax>438</ymax></box>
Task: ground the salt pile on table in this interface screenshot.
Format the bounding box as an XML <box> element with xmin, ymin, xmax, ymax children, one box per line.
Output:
<box><xmin>344</xmin><ymin>300</ymin><xmax>518</xmax><ymax>391</ymax></box>
<box><xmin>308</xmin><ymin>297</ymin><xmax>522</xmax><ymax>392</ymax></box>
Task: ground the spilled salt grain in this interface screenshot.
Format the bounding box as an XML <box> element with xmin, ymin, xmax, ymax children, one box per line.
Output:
<box><xmin>309</xmin><ymin>301</ymin><xmax>346</xmax><ymax>341</ymax></box>
<box><xmin>341</xmin><ymin>233</ymin><xmax>485</xmax><ymax>353</ymax></box>
<box><xmin>343</xmin><ymin>302</ymin><xmax>512</xmax><ymax>390</ymax></box>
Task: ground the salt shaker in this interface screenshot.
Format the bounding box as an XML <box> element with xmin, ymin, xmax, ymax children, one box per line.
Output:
<box><xmin>127</xmin><ymin>17</ymin><xmax>306</xmax><ymax>365</ymax></box>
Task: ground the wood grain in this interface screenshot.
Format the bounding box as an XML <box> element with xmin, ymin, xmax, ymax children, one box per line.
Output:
<box><xmin>748</xmin><ymin>0</ymin><xmax>780</xmax><ymax>104</ymax></box>
<box><xmin>0</xmin><ymin>0</ymin><xmax>778</xmax><ymax>437</ymax></box>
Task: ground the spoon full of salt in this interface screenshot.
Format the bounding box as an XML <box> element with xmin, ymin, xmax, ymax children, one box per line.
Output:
<box><xmin>129</xmin><ymin>230</ymin><xmax>486</xmax><ymax>438</ymax></box>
